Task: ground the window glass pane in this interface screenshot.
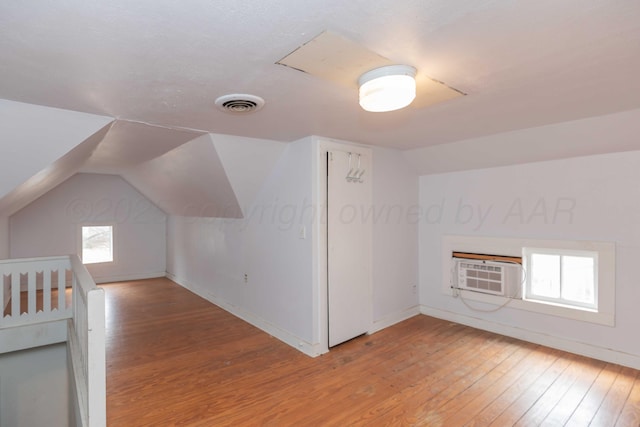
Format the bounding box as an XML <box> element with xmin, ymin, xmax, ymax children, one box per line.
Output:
<box><xmin>530</xmin><ymin>253</ymin><xmax>560</xmax><ymax>298</ymax></box>
<box><xmin>561</xmin><ymin>255</ymin><xmax>595</xmax><ymax>305</ymax></box>
<box><xmin>82</xmin><ymin>226</ymin><xmax>113</xmax><ymax>264</ymax></box>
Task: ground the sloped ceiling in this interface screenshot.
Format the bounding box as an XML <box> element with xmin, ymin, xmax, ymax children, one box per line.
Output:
<box><xmin>211</xmin><ymin>135</ymin><xmax>286</xmax><ymax>216</ymax></box>
<box><xmin>0</xmin><ymin>100</ymin><xmax>287</xmax><ymax>218</ymax></box>
<box><xmin>0</xmin><ymin>123</ymin><xmax>112</xmax><ymax>217</ymax></box>
<box><xmin>404</xmin><ymin>108</ymin><xmax>640</xmax><ymax>175</ymax></box>
<box><xmin>1</xmin><ymin>1</ymin><xmax>640</xmax><ymax>214</ymax></box>
<box><xmin>123</xmin><ymin>134</ymin><xmax>244</xmax><ymax>218</ymax></box>
<box><xmin>0</xmin><ymin>100</ymin><xmax>114</xmax><ymax>215</ymax></box>
<box><xmin>79</xmin><ymin>120</ymin><xmax>206</xmax><ymax>175</ymax></box>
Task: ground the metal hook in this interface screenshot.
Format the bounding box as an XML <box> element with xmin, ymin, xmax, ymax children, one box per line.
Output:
<box><xmin>357</xmin><ymin>154</ymin><xmax>365</xmax><ymax>183</ymax></box>
<box><xmin>346</xmin><ymin>152</ymin><xmax>354</xmax><ymax>182</ymax></box>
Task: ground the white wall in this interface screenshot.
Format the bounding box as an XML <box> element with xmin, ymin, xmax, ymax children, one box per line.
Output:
<box><xmin>167</xmin><ymin>139</ymin><xmax>316</xmax><ymax>351</ymax></box>
<box><xmin>0</xmin><ymin>216</ymin><xmax>8</xmax><ymax>259</ymax></box>
<box><xmin>404</xmin><ymin>107</ymin><xmax>640</xmax><ymax>175</ymax></box>
<box><xmin>419</xmin><ymin>150</ymin><xmax>640</xmax><ymax>367</ymax></box>
<box><xmin>10</xmin><ymin>173</ymin><xmax>166</xmax><ymax>283</ymax></box>
<box><xmin>1</xmin><ymin>217</ymin><xmax>8</xmax><ymax>308</ymax></box>
<box><xmin>370</xmin><ymin>146</ymin><xmax>420</xmax><ymax>330</ymax></box>
<box><xmin>167</xmin><ymin>137</ymin><xmax>420</xmax><ymax>355</ymax></box>
<box><xmin>0</xmin><ymin>343</ymin><xmax>69</xmax><ymax>427</ymax></box>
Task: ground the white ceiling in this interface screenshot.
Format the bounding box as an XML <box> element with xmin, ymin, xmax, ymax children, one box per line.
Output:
<box><xmin>2</xmin><ymin>0</ymin><xmax>639</xmax><ymax>150</ymax></box>
<box><xmin>79</xmin><ymin>120</ymin><xmax>205</xmax><ymax>175</ymax></box>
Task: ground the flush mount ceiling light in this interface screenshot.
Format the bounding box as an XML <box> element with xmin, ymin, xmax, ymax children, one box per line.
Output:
<box><xmin>358</xmin><ymin>65</ymin><xmax>417</xmax><ymax>112</ymax></box>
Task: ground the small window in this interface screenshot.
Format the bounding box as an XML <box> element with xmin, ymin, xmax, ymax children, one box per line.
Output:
<box><xmin>81</xmin><ymin>225</ymin><xmax>114</xmax><ymax>264</ymax></box>
<box><xmin>524</xmin><ymin>248</ymin><xmax>597</xmax><ymax>310</ymax></box>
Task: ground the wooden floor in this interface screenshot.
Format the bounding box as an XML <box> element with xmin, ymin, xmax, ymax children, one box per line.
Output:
<box><xmin>105</xmin><ymin>278</ymin><xmax>640</xmax><ymax>426</ymax></box>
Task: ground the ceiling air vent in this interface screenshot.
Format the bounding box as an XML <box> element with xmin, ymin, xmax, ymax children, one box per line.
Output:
<box><xmin>215</xmin><ymin>94</ymin><xmax>265</xmax><ymax>113</ymax></box>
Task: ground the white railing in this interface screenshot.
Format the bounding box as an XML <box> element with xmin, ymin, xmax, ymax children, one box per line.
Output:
<box><xmin>0</xmin><ymin>255</ymin><xmax>105</xmax><ymax>427</ymax></box>
<box><xmin>0</xmin><ymin>256</ymin><xmax>73</xmax><ymax>327</ymax></box>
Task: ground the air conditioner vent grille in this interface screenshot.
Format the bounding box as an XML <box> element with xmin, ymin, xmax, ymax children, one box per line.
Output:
<box><xmin>455</xmin><ymin>258</ymin><xmax>521</xmax><ymax>297</ymax></box>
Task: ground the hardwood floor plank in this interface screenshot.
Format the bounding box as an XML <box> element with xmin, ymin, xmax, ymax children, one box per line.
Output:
<box><xmin>368</xmin><ymin>335</ymin><xmax>522</xmax><ymax>425</ymax></box>
<box><xmin>103</xmin><ymin>278</ymin><xmax>640</xmax><ymax>426</ymax></box>
<box><xmin>614</xmin><ymin>370</ymin><xmax>640</xmax><ymax>426</ymax></box>
<box><xmin>591</xmin><ymin>366</ymin><xmax>638</xmax><ymax>426</ymax></box>
<box><xmin>253</xmin><ymin>324</ymin><xmax>495</xmax><ymax>426</ymax></box>
<box><xmin>438</xmin><ymin>344</ymin><xmax>533</xmax><ymax>422</ymax></box>
<box><xmin>442</xmin><ymin>342</ymin><xmax>549</xmax><ymax>426</ymax></box>
<box><xmin>465</xmin><ymin>347</ymin><xmax>562</xmax><ymax>427</ymax></box>
<box><xmin>512</xmin><ymin>353</ymin><xmax>588</xmax><ymax>426</ymax></box>
<box><xmin>487</xmin><ymin>352</ymin><xmax>575</xmax><ymax>425</ymax></box>
<box><xmin>539</xmin><ymin>356</ymin><xmax>606</xmax><ymax>425</ymax></box>
<box><xmin>564</xmin><ymin>362</ymin><xmax>622</xmax><ymax>427</ymax></box>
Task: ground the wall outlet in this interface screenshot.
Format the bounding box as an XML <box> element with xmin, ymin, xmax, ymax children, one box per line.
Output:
<box><xmin>244</xmin><ymin>273</ymin><xmax>248</xmax><ymax>283</ymax></box>
<box><xmin>299</xmin><ymin>226</ymin><xmax>306</xmax><ymax>239</ymax></box>
<box><xmin>412</xmin><ymin>284</ymin><xmax>417</xmax><ymax>294</ymax></box>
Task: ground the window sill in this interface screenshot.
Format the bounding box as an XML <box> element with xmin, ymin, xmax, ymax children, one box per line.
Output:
<box><xmin>523</xmin><ymin>296</ymin><xmax>596</xmax><ymax>313</ymax></box>
<box><xmin>451</xmin><ymin>288</ymin><xmax>614</xmax><ymax>326</ymax></box>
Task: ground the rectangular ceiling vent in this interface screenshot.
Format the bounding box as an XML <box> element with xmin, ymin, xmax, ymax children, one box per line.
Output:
<box><xmin>453</xmin><ymin>256</ymin><xmax>522</xmax><ymax>299</ymax></box>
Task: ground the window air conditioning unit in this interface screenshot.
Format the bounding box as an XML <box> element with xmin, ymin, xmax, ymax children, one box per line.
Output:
<box><xmin>453</xmin><ymin>257</ymin><xmax>522</xmax><ymax>299</ymax></box>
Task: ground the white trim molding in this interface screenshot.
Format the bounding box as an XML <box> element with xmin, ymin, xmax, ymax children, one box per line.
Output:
<box><xmin>93</xmin><ymin>271</ymin><xmax>166</xmax><ymax>284</ymax></box>
<box><xmin>166</xmin><ymin>273</ymin><xmax>326</xmax><ymax>358</ymax></box>
<box><xmin>420</xmin><ymin>305</ymin><xmax>640</xmax><ymax>371</ymax></box>
<box><xmin>368</xmin><ymin>306</ymin><xmax>421</xmax><ymax>335</ymax></box>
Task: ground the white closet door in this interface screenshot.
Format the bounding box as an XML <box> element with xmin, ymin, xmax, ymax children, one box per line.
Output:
<box><xmin>327</xmin><ymin>149</ymin><xmax>372</xmax><ymax>347</ymax></box>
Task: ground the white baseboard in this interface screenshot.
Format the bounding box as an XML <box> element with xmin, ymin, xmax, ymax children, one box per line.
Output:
<box><xmin>93</xmin><ymin>271</ymin><xmax>166</xmax><ymax>284</ymax></box>
<box><xmin>369</xmin><ymin>305</ymin><xmax>421</xmax><ymax>335</ymax></box>
<box><xmin>166</xmin><ymin>273</ymin><xmax>326</xmax><ymax>358</ymax></box>
<box><xmin>420</xmin><ymin>305</ymin><xmax>640</xmax><ymax>370</ymax></box>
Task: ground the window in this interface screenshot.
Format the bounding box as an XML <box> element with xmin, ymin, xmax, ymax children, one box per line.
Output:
<box><xmin>81</xmin><ymin>225</ymin><xmax>114</xmax><ymax>264</ymax></box>
<box><xmin>443</xmin><ymin>235</ymin><xmax>614</xmax><ymax>326</ymax></box>
<box><xmin>524</xmin><ymin>248</ymin><xmax>597</xmax><ymax>310</ymax></box>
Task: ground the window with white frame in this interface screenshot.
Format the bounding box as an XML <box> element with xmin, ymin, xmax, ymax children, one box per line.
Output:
<box><xmin>524</xmin><ymin>247</ymin><xmax>597</xmax><ymax>310</ymax></box>
<box><xmin>443</xmin><ymin>235</ymin><xmax>615</xmax><ymax>326</ymax></box>
<box><xmin>81</xmin><ymin>225</ymin><xmax>114</xmax><ymax>264</ymax></box>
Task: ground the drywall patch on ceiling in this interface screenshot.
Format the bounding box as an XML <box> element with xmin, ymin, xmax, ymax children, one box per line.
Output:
<box><xmin>412</xmin><ymin>74</ymin><xmax>466</xmax><ymax>109</ymax></box>
<box><xmin>277</xmin><ymin>31</ymin><xmax>391</xmax><ymax>87</ymax></box>
<box><xmin>277</xmin><ymin>31</ymin><xmax>465</xmax><ymax>109</ymax></box>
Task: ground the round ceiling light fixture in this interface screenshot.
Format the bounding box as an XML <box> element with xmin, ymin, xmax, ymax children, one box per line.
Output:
<box><xmin>215</xmin><ymin>94</ymin><xmax>265</xmax><ymax>113</ymax></box>
<box><xmin>358</xmin><ymin>65</ymin><xmax>417</xmax><ymax>112</ymax></box>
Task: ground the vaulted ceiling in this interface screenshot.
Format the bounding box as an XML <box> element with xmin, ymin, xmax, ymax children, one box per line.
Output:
<box><xmin>1</xmin><ymin>0</ymin><xmax>640</xmax><ymax>216</ymax></box>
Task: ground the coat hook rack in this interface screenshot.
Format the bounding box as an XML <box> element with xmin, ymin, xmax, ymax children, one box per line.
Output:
<box><xmin>345</xmin><ymin>153</ymin><xmax>365</xmax><ymax>183</ymax></box>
